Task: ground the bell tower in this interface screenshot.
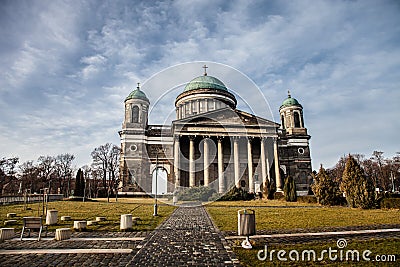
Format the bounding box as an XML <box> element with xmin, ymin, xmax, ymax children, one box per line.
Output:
<box><xmin>278</xmin><ymin>91</ymin><xmax>312</xmax><ymax>195</ymax></box>
<box><xmin>279</xmin><ymin>91</ymin><xmax>307</xmax><ymax>135</ymax></box>
<box><xmin>119</xmin><ymin>83</ymin><xmax>150</xmax><ymax>192</ymax></box>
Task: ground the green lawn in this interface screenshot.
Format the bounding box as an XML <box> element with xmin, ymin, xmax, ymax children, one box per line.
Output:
<box><xmin>207</xmin><ymin>200</ymin><xmax>399</xmax><ymax>266</ymax></box>
<box><xmin>0</xmin><ymin>198</ymin><xmax>176</xmax><ymax>232</ymax></box>
<box><xmin>235</xmin><ymin>238</ymin><xmax>400</xmax><ymax>267</ymax></box>
<box><xmin>206</xmin><ymin>201</ymin><xmax>400</xmax><ymax>231</ymax></box>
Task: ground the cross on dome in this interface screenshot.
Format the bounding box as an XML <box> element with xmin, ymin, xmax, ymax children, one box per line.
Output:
<box><xmin>203</xmin><ymin>64</ymin><xmax>208</xmax><ymax>76</ymax></box>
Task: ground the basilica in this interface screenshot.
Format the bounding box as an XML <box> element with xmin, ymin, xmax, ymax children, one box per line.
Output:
<box><xmin>119</xmin><ymin>67</ymin><xmax>312</xmax><ymax>196</ymax></box>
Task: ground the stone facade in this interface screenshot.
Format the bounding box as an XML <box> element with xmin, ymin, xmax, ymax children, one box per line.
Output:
<box><xmin>119</xmin><ymin>74</ymin><xmax>312</xmax><ymax>195</ymax></box>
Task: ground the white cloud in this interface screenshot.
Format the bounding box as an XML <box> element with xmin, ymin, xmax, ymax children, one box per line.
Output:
<box><xmin>0</xmin><ymin>0</ymin><xmax>399</xmax><ymax>169</ymax></box>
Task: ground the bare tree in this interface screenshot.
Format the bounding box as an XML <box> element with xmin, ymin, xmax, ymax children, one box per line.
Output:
<box><xmin>19</xmin><ymin>160</ymin><xmax>39</xmax><ymax>193</ymax></box>
<box><xmin>91</xmin><ymin>143</ymin><xmax>111</xmax><ymax>190</ymax></box>
<box><xmin>108</xmin><ymin>145</ymin><xmax>120</xmax><ymax>201</ymax></box>
<box><xmin>0</xmin><ymin>157</ymin><xmax>19</xmax><ymax>195</ymax></box>
<box><xmin>37</xmin><ymin>156</ymin><xmax>56</xmax><ymax>193</ymax></box>
<box><xmin>55</xmin><ymin>154</ymin><xmax>75</xmax><ymax>197</ymax></box>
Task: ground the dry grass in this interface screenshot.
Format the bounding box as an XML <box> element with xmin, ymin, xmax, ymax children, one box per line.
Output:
<box><xmin>206</xmin><ymin>201</ymin><xmax>400</xmax><ymax>231</ymax></box>
<box><xmin>0</xmin><ymin>198</ymin><xmax>176</xmax><ymax>232</ymax></box>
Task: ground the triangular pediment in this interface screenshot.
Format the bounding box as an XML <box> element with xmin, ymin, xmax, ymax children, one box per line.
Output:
<box><xmin>173</xmin><ymin>107</ymin><xmax>279</xmax><ymax>128</ymax></box>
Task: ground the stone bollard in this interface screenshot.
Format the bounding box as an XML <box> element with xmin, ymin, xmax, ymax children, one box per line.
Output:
<box><xmin>61</xmin><ymin>216</ymin><xmax>71</xmax><ymax>221</ymax></box>
<box><xmin>4</xmin><ymin>220</ymin><xmax>17</xmax><ymax>226</ymax></box>
<box><xmin>96</xmin><ymin>217</ymin><xmax>106</xmax><ymax>222</ymax></box>
<box><xmin>120</xmin><ymin>214</ymin><xmax>133</xmax><ymax>231</ymax></box>
<box><xmin>132</xmin><ymin>217</ymin><xmax>141</xmax><ymax>226</ymax></box>
<box><xmin>46</xmin><ymin>210</ymin><xmax>58</xmax><ymax>225</ymax></box>
<box><xmin>7</xmin><ymin>213</ymin><xmax>17</xmax><ymax>218</ymax></box>
<box><xmin>73</xmin><ymin>221</ymin><xmax>87</xmax><ymax>231</ymax></box>
<box><xmin>55</xmin><ymin>228</ymin><xmax>71</xmax><ymax>241</ymax></box>
<box><xmin>87</xmin><ymin>221</ymin><xmax>97</xmax><ymax>226</ymax></box>
<box><xmin>0</xmin><ymin>228</ymin><xmax>15</xmax><ymax>241</ymax></box>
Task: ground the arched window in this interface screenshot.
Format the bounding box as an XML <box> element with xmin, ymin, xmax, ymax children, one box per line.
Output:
<box><xmin>294</xmin><ymin>111</ymin><xmax>301</xmax><ymax>128</ymax></box>
<box><xmin>281</xmin><ymin>115</ymin><xmax>285</xmax><ymax>129</ymax></box>
<box><xmin>132</xmin><ymin>105</ymin><xmax>139</xmax><ymax>123</ymax></box>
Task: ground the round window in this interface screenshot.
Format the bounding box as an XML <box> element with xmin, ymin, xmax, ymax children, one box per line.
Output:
<box><xmin>130</xmin><ymin>144</ymin><xmax>138</xmax><ymax>152</ymax></box>
<box><xmin>298</xmin><ymin>148</ymin><xmax>305</xmax><ymax>155</ymax></box>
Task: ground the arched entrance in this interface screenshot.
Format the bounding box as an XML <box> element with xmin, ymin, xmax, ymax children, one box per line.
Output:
<box><xmin>152</xmin><ymin>167</ymin><xmax>168</xmax><ymax>195</ymax></box>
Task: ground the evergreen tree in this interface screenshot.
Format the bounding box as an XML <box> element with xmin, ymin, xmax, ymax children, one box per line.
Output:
<box><xmin>262</xmin><ymin>179</ymin><xmax>276</xmax><ymax>200</ymax></box>
<box><xmin>312</xmin><ymin>165</ymin><xmax>340</xmax><ymax>206</ymax></box>
<box><xmin>340</xmin><ymin>155</ymin><xmax>375</xmax><ymax>209</ymax></box>
<box><xmin>74</xmin><ymin>169</ymin><xmax>85</xmax><ymax>197</ymax></box>
<box><xmin>283</xmin><ymin>175</ymin><xmax>297</xmax><ymax>202</ymax></box>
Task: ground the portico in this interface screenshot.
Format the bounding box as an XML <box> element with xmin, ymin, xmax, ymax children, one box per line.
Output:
<box><xmin>172</xmin><ymin>108</ymin><xmax>281</xmax><ymax>193</ymax></box>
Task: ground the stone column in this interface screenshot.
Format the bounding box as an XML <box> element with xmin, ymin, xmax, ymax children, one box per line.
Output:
<box><xmin>189</xmin><ymin>136</ymin><xmax>195</xmax><ymax>187</ymax></box>
<box><xmin>274</xmin><ymin>137</ymin><xmax>282</xmax><ymax>191</ymax></box>
<box><xmin>233</xmin><ymin>137</ymin><xmax>240</xmax><ymax>188</ymax></box>
<box><xmin>247</xmin><ymin>137</ymin><xmax>254</xmax><ymax>192</ymax></box>
<box><xmin>266</xmin><ymin>141</ymin><xmax>271</xmax><ymax>183</ymax></box>
<box><xmin>203</xmin><ymin>137</ymin><xmax>209</xmax><ymax>186</ymax></box>
<box><xmin>174</xmin><ymin>136</ymin><xmax>180</xmax><ymax>188</ymax></box>
<box><xmin>197</xmin><ymin>100</ymin><xmax>200</xmax><ymax>114</ymax></box>
<box><xmin>217</xmin><ymin>137</ymin><xmax>224</xmax><ymax>193</ymax></box>
<box><xmin>260</xmin><ymin>137</ymin><xmax>267</xmax><ymax>188</ymax></box>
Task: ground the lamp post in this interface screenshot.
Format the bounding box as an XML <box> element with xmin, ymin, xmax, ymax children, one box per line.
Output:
<box><xmin>153</xmin><ymin>152</ymin><xmax>159</xmax><ymax>216</ymax></box>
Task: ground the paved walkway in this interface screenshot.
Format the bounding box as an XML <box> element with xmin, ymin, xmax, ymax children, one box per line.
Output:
<box><xmin>0</xmin><ymin>206</ymin><xmax>240</xmax><ymax>267</ymax></box>
<box><xmin>1</xmin><ymin>206</ymin><xmax>399</xmax><ymax>266</ymax></box>
<box><xmin>127</xmin><ymin>206</ymin><xmax>240</xmax><ymax>266</ymax></box>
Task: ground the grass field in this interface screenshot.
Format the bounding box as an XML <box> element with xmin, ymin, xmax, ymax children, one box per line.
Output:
<box><xmin>206</xmin><ymin>200</ymin><xmax>400</xmax><ymax>231</ymax></box>
<box><xmin>0</xmin><ymin>198</ymin><xmax>176</xmax><ymax>232</ymax></box>
<box><xmin>208</xmin><ymin>200</ymin><xmax>399</xmax><ymax>266</ymax></box>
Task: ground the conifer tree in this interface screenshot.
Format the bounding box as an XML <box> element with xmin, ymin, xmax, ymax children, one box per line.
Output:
<box><xmin>340</xmin><ymin>155</ymin><xmax>375</xmax><ymax>209</ymax></box>
<box><xmin>312</xmin><ymin>165</ymin><xmax>340</xmax><ymax>206</ymax></box>
<box><xmin>74</xmin><ymin>169</ymin><xmax>85</xmax><ymax>197</ymax></box>
<box><xmin>262</xmin><ymin>179</ymin><xmax>276</xmax><ymax>200</ymax></box>
<box><xmin>283</xmin><ymin>175</ymin><xmax>297</xmax><ymax>202</ymax></box>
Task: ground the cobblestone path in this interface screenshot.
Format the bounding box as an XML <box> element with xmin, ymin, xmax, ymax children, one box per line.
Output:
<box><xmin>127</xmin><ymin>205</ymin><xmax>241</xmax><ymax>266</ymax></box>
<box><xmin>0</xmin><ymin>232</ymin><xmax>145</xmax><ymax>267</ymax></box>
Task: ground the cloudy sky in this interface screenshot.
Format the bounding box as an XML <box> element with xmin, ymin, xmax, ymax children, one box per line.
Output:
<box><xmin>1</xmin><ymin>0</ymin><xmax>399</xmax><ymax>170</ymax></box>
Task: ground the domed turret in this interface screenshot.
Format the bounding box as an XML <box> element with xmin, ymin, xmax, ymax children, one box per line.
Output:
<box><xmin>279</xmin><ymin>91</ymin><xmax>307</xmax><ymax>135</ymax></box>
<box><xmin>280</xmin><ymin>92</ymin><xmax>302</xmax><ymax>109</ymax></box>
<box><xmin>123</xmin><ymin>83</ymin><xmax>149</xmax><ymax>129</ymax></box>
<box><xmin>125</xmin><ymin>85</ymin><xmax>149</xmax><ymax>102</ymax></box>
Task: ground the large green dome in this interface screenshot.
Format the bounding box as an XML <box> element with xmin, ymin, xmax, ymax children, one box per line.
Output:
<box><xmin>280</xmin><ymin>92</ymin><xmax>302</xmax><ymax>109</ymax></box>
<box><xmin>184</xmin><ymin>75</ymin><xmax>228</xmax><ymax>92</ymax></box>
<box><xmin>125</xmin><ymin>87</ymin><xmax>149</xmax><ymax>102</ymax></box>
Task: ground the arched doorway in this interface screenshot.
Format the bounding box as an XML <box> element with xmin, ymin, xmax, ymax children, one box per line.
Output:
<box><xmin>152</xmin><ymin>167</ymin><xmax>168</xmax><ymax>195</ymax></box>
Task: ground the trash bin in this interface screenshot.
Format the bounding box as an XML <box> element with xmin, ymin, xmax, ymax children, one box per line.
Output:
<box><xmin>237</xmin><ymin>209</ymin><xmax>256</xmax><ymax>236</ymax></box>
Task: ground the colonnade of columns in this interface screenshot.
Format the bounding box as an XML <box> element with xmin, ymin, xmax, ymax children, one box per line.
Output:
<box><xmin>173</xmin><ymin>135</ymin><xmax>282</xmax><ymax>193</ymax></box>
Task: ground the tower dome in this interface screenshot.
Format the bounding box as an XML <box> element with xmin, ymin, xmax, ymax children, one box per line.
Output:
<box><xmin>280</xmin><ymin>91</ymin><xmax>302</xmax><ymax>110</ymax></box>
<box><xmin>125</xmin><ymin>84</ymin><xmax>149</xmax><ymax>102</ymax></box>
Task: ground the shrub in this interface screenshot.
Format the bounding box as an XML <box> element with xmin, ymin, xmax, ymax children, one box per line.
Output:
<box><xmin>176</xmin><ymin>186</ymin><xmax>216</xmax><ymax>202</ymax></box>
<box><xmin>380</xmin><ymin>198</ymin><xmax>400</xmax><ymax>209</ymax></box>
<box><xmin>297</xmin><ymin>195</ymin><xmax>317</xmax><ymax>204</ymax></box>
<box><xmin>262</xmin><ymin>179</ymin><xmax>276</xmax><ymax>200</ymax></box>
<box><xmin>283</xmin><ymin>175</ymin><xmax>297</xmax><ymax>202</ymax></box>
<box><xmin>217</xmin><ymin>186</ymin><xmax>255</xmax><ymax>201</ymax></box>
